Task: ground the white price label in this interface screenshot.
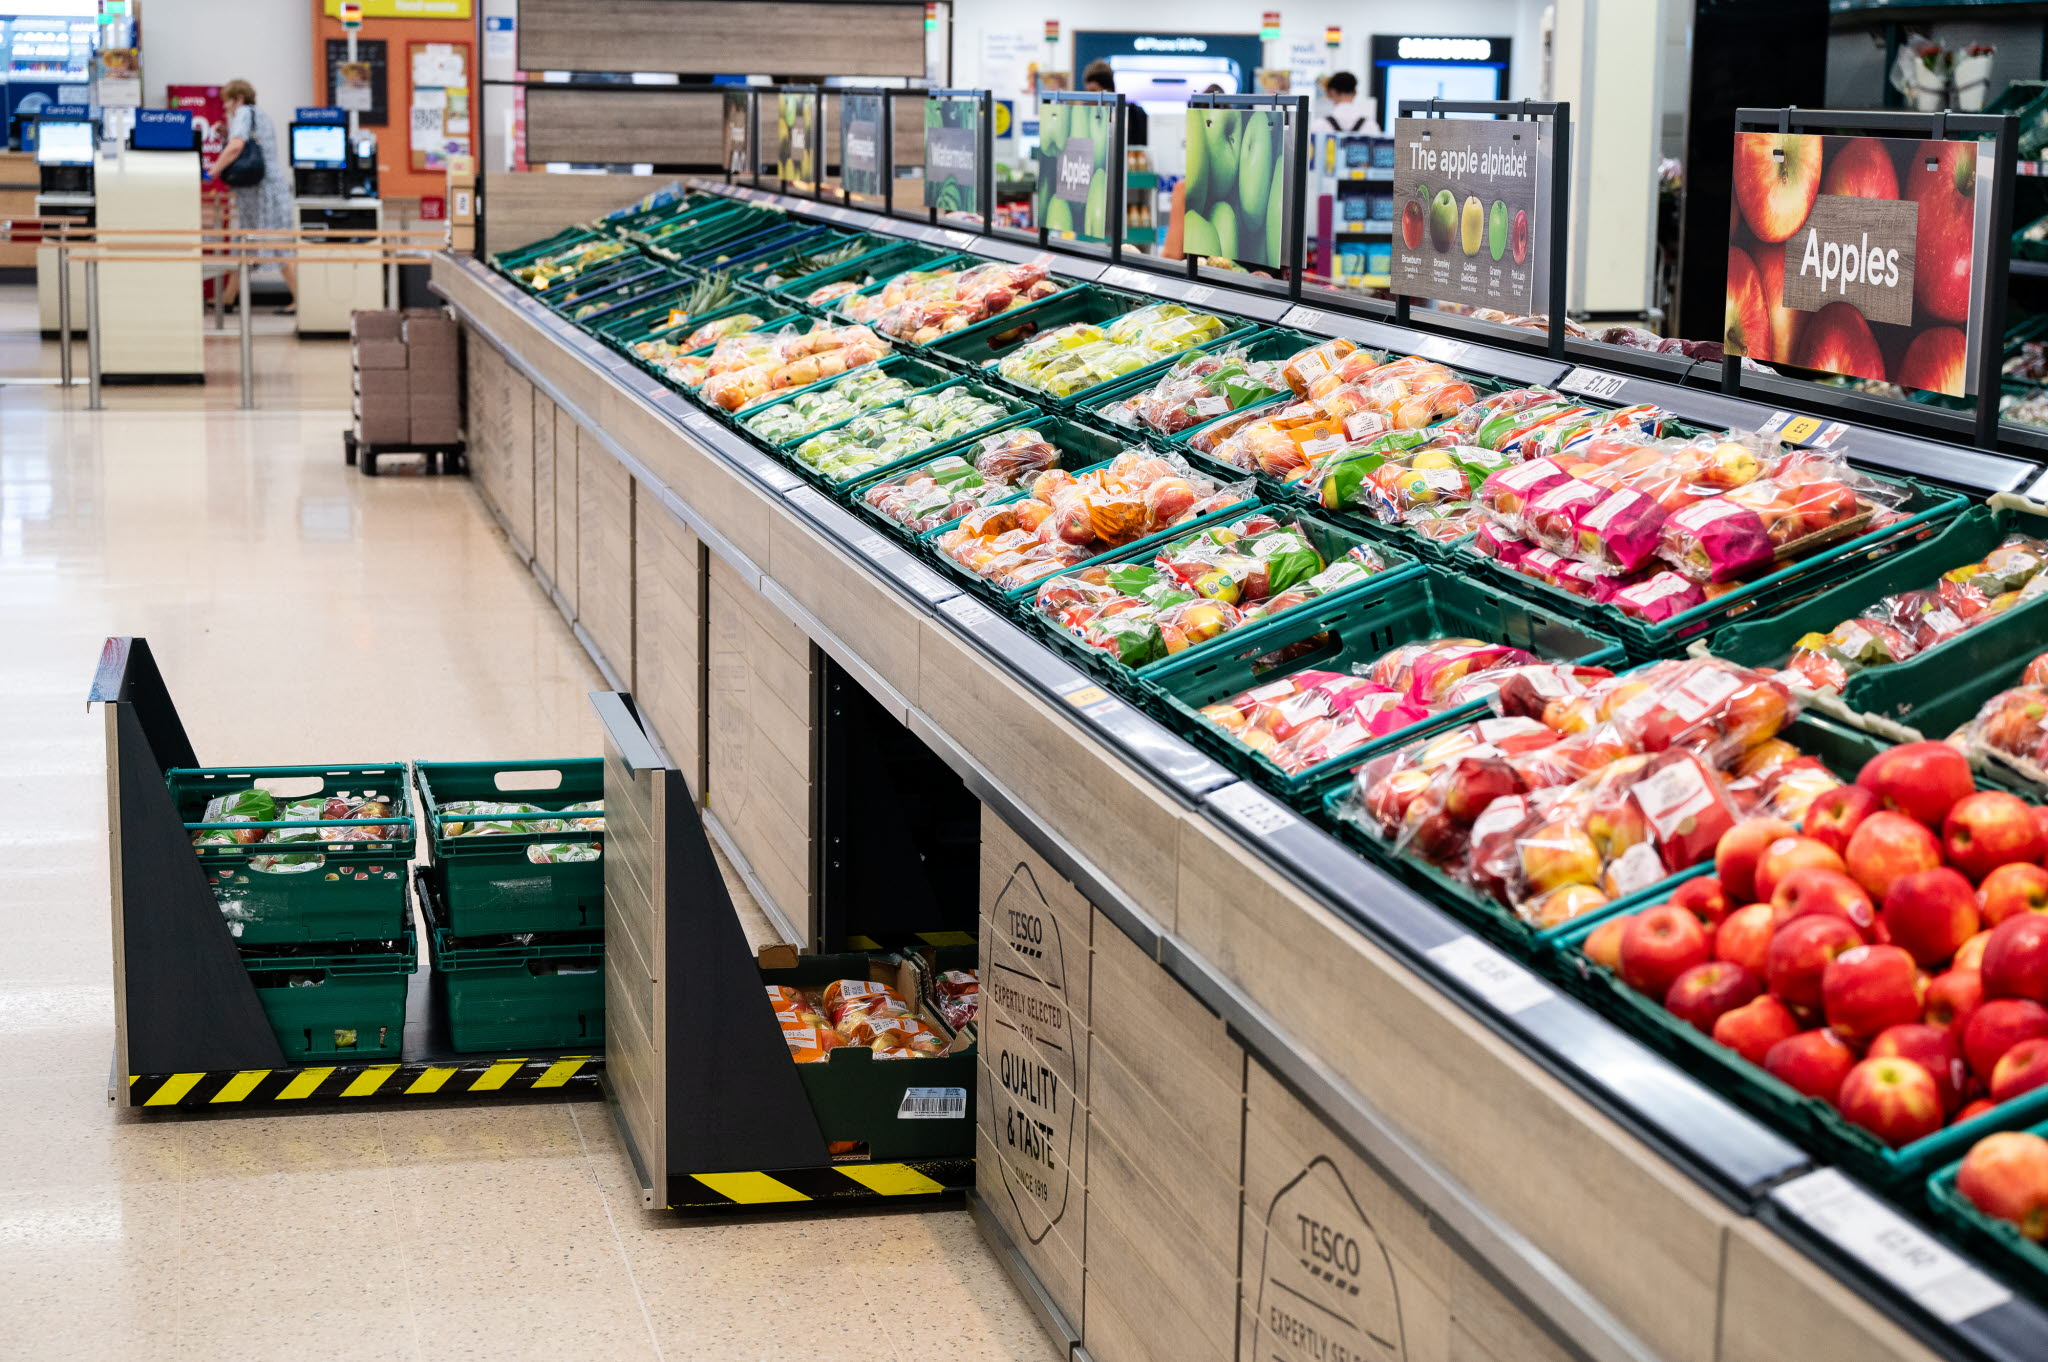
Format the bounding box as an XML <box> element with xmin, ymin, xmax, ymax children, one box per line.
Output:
<box><xmin>898</xmin><ymin>1086</ymin><xmax>967</xmax><ymax>1119</ymax></box>
<box><xmin>1560</xmin><ymin>367</ymin><xmax>1628</xmax><ymax>401</ymax></box>
<box><xmin>541</xmin><ymin>70</ymin><xmax>571</xmax><ymax>83</ymax></box>
<box><xmin>1184</xmin><ymin>284</ymin><xmax>1216</xmax><ymax>306</ymax></box>
<box><xmin>941</xmin><ymin>597</ymin><xmax>995</xmax><ymax>629</ymax></box>
<box><xmin>854</xmin><ymin>533</ymin><xmax>894</xmax><ymax>559</ymax></box>
<box><xmin>1282</xmin><ymin>305</ymin><xmax>1326</xmax><ymax>331</ymax></box>
<box><xmin>683</xmin><ymin>412</ymin><xmax>717</xmax><ymax>434</ymax></box>
<box><xmin>1211</xmin><ymin>783</ymin><xmax>1296</xmax><ymax>838</ymax></box>
<box><xmin>1425</xmin><ymin>936</ymin><xmax>1555</xmax><ymax>1016</ymax></box>
<box><xmin>1418</xmin><ymin>336</ymin><xmax>1469</xmax><ymax>365</ymax></box>
<box><xmin>1774</xmin><ymin>1171</ymin><xmax>2011</xmax><ymax>1324</ymax></box>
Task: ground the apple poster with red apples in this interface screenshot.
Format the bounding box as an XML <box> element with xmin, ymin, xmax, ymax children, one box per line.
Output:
<box><xmin>1727</xmin><ymin>132</ymin><xmax>1989</xmax><ymax>397</ymax></box>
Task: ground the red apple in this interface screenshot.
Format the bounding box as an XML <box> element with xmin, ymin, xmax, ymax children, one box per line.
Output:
<box><xmin>1821</xmin><ymin>136</ymin><xmax>1901</xmax><ymax>200</ymax></box>
<box><xmin>1906</xmin><ymin>139</ymin><xmax>1977</xmax><ymax>324</ymax></box>
<box><xmin>1992</xmin><ymin>1037</ymin><xmax>2048</xmax><ymax>1104</ymax></box>
<box><xmin>1982</xmin><ymin>914</ymin><xmax>2048</xmax><ymax>1004</ymax></box>
<box><xmin>1666</xmin><ymin>961</ymin><xmax>1763</xmax><ymax>1033</ymax></box>
<box><xmin>1793</xmin><ymin>301</ymin><xmax>1885</xmax><ymax>383</ymax></box>
<box><xmin>1768</xmin><ymin>914</ymin><xmax>1865</xmax><ymax>1011</ymax></box>
<box><xmin>1734</xmin><ymin>132</ymin><xmax>1822</xmax><ymax>243</ymax></box>
<box><xmin>1823</xmin><ymin>943</ymin><xmax>1928</xmax><ymax>1045</ymax></box>
<box><xmin>1717</xmin><ymin>818</ymin><xmax>1797</xmax><ymax>902</ymax></box>
<box><xmin>1870</xmin><ymin>1023</ymin><xmax>1968</xmax><ymax>1114</ymax></box>
<box><xmin>1765</xmin><ymin>1028</ymin><xmax>1857</xmax><ymax>1103</ymax></box>
<box><xmin>1713</xmin><ymin>993</ymin><xmax>1802</xmax><ymax>1066</ymax></box>
<box><xmin>1725</xmin><ymin>247</ymin><xmax>1773</xmax><ymax>361</ymax></box>
<box><xmin>1744</xmin><ymin>241</ymin><xmax>1803</xmax><ymax>365</ymax></box>
<box><xmin>1958</xmin><ymin>1131</ymin><xmax>2048</xmax><ymax>1241</ymax></box>
<box><xmin>1618</xmin><ymin>904</ymin><xmax>1711</xmax><ymax>1001</ymax></box>
<box><xmin>1756</xmin><ymin>836</ymin><xmax>1848</xmax><ymax>903</ymax></box>
<box><xmin>1944</xmin><ymin>791</ymin><xmax>2045</xmax><ymax>883</ymax></box>
<box><xmin>1958</xmin><ymin>930</ymin><xmax>1995</xmax><ymax>973</ymax></box>
<box><xmin>1773</xmin><ymin>867</ymin><xmax>1876</xmax><ymax>936</ymax></box>
<box><xmin>1963</xmin><ymin>997</ymin><xmax>2048</xmax><ymax>1079</ymax></box>
<box><xmin>1715</xmin><ymin>903</ymin><xmax>1779</xmax><ymax>976</ymax></box>
<box><xmin>1804</xmin><ymin>785</ymin><xmax>1880</xmax><ymax>857</ymax></box>
<box><xmin>1837</xmin><ymin>1056</ymin><xmax>1945</xmax><ymax>1148</ymax></box>
<box><xmin>1881</xmin><ymin>866</ymin><xmax>1981</xmax><ymax>967</ymax></box>
<box><xmin>1845</xmin><ymin>811</ymin><xmax>1944</xmax><ymax>903</ymax></box>
<box><xmin>2035</xmin><ymin>805</ymin><xmax>2048</xmax><ymax>848</ymax></box>
<box><xmin>1925</xmin><ymin>967</ymin><xmax>1986</xmax><ymax>1042</ymax></box>
<box><xmin>1670</xmin><ymin>875</ymin><xmax>1732</xmax><ymax>930</ymax></box>
<box><xmin>1982</xmin><ymin>862</ymin><xmax>2048</xmax><ymax>926</ymax></box>
<box><xmin>1896</xmin><ymin>327</ymin><xmax>1968</xmax><ymax>399</ymax></box>
<box><xmin>1857</xmin><ymin>741</ymin><xmax>1976</xmax><ymax>829</ymax></box>
<box><xmin>1583</xmin><ymin>915</ymin><xmax>1630</xmax><ymax>972</ymax></box>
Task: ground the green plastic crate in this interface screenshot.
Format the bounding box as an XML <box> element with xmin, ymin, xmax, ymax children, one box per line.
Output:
<box><xmin>1138</xmin><ymin>570</ymin><xmax>1624</xmax><ymax>803</ymax></box>
<box><xmin>420</xmin><ymin>875</ymin><xmax>604</xmax><ymax>1053</ymax></box>
<box><xmin>534</xmin><ymin>253</ymin><xmax>658</xmax><ymax>311</ymax></box>
<box><xmin>613</xmin><ymin>295</ymin><xmax>803</xmax><ymax>381</ymax></box>
<box><xmin>922</xmin><ymin>284</ymin><xmax>1260</xmax><ymax>411</ymax></box>
<box><xmin>774</xmin><ymin>375</ymin><xmax>1033</xmax><ymax>490</ymax></box>
<box><xmin>172</xmin><ymin>763</ymin><xmax>412</xmax><ymax>945</ymax></box>
<box><xmin>728</xmin><ymin>229</ymin><xmax>876</xmax><ymax>292</ymax></box>
<box><xmin>491</xmin><ymin>225</ymin><xmax>605</xmax><ymax>278</ymax></box>
<box><xmin>415</xmin><ymin>758</ymin><xmax>604</xmax><ymax>936</ymax></box>
<box><xmin>1460</xmin><ymin>471</ymin><xmax>1969</xmax><ymax>660</ymax></box>
<box><xmin>772</xmin><ymin>239</ymin><xmax>958</xmax><ymax>310</ymax></box>
<box><xmin>244</xmin><ymin>933</ymin><xmax>418</xmax><ymax>1062</ymax></box>
<box><xmin>1707</xmin><ymin>503</ymin><xmax>2048</xmax><ymax>746</ymax></box>
<box><xmin>738</xmin><ymin>352</ymin><xmax>967</xmax><ymax>455</ymax></box>
<box><xmin>558</xmin><ymin>265</ymin><xmax>690</xmax><ymax>325</ymax></box>
<box><xmin>579</xmin><ymin>272</ymin><xmax>707</xmax><ymax>339</ymax></box>
<box><xmin>1927</xmin><ymin>1109</ymin><xmax>2048</xmax><ymax>1294</ymax></box>
<box><xmin>1076</xmin><ymin>326</ymin><xmax>1339</xmax><ymax>442</ymax></box>
<box><xmin>1027</xmin><ymin>504</ymin><xmax>1426</xmax><ymax>685</ymax></box>
<box><xmin>845</xmin><ymin>413</ymin><xmax>1132</xmax><ymax>548</ymax></box>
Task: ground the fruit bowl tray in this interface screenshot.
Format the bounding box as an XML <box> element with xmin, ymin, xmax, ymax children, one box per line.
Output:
<box><xmin>921</xmin><ymin>285</ymin><xmax>1261</xmax><ymax>413</ymax></box>
<box><xmin>1926</xmin><ymin>1112</ymin><xmax>2048</xmax><ymax>1299</ymax></box>
<box><xmin>1704</xmin><ymin>504</ymin><xmax>2048</xmax><ymax>753</ymax></box>
<box><xmin>1026</xmin><ymin>504</ymin><xmax>1424</xmax><ymax>695</ymax></box>
<box><xmin>1073</xmin><ymin>326</ymin><xmax>1333</xmax><ymax>445</ymax></box>
<box><xmin>1139</xmin><ymin>569</ymin><xmax>1624</xmax><ymax>805</ymax></box>
<box><xmin>1459</xmin><ymin>471</ymin><xmax>1969</xmax><ymax>662</ymax></box>
<box><xmin>1549</xmin><ymin>835</ymin><xmax>2048</xmax><ymax>1189</ymax></box>
<box><xmin>771</xmin><ymin>239</ymin><xmax>960</xmax><ymax>312</ymax></box>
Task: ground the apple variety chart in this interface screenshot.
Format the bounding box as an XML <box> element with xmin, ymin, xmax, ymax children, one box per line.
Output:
<box><xmin>423</xmin><ymin>156</ymin><xmax>2048</xmax><ymax>1362</ymax></box>
<box><xmin>1391</xmin><ymin>115</ymin><xmax>1541</xmax><ymax>312</ymax></box>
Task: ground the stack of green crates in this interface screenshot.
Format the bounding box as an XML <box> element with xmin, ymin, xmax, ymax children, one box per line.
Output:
<box><xmin>172</xmin><ymin>764</ymin><xmax>418</xmax><ymax>1061</ymax></box>
<box><xmin>415</xmin><ymin>759</ymin><xmax>607</xmax><ymax>1052</ymax></box>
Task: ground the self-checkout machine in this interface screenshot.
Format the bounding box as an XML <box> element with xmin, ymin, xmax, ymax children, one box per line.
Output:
<box><xmin>290</xmin><ymin>106</ymin><xmax>383</xmax><ymax>336</ymax></box>
<box><xmin>32</xmin><ymin>105</ymin><xmax>95</xmax><ymax>337</ymax></box>
<box><xmin>88</xmin><ymin>107</ymin><xmax>203</xmax><ymax>381</ymax></box>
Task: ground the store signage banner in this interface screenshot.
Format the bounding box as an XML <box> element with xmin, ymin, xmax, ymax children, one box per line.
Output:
<box><xmin>841</xmin><ymin>93</ymin><xmax>883</xmax><ymax>197</ymax></box>
<box><xmin>924</xmin><ymin>95</ymin><xmax>981</xmax><ymax>214</ymax></box>
<box><xmin>778</xmin><ymin>92</ymin><xmax>816</xmax><ymax>188</ymax></box>
<box><xmin>1183</xmin><ymin>107</ymin><xmax>1289</xmax><ymax>268</ymax></box>
<box><xmin>1036</xmin><ymin>99</ymin><xmax>1114</xmax><ymax>242</ymax></box>
<box><xmin>323</xmin><ymin>0</ymin><xmax>472</xmax><ymax>17</ymax></box>
<box><xmin>721</xmin><ymin>91</ymin><xmax>749</xmax><ymax>176</ymax></box>
<box><xmin>1726</xmin><ymin>131</ymin><xmax>1986</xmax><ymax>397</ymax></box>
<box><xmin>1390</xmin><ymin>116</ymin><xmax>1540</xmax><ymax>313</ymax></box>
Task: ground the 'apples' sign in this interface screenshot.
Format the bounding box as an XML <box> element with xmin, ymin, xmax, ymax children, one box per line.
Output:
<box><xmin>1727</xmin><ymin>130</ymin><xmax>1985</xmax><ymax>398</ymax></box>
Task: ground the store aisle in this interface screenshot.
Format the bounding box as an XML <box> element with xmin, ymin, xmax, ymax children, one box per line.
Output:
<box><xmin>0</xmin><ymin>323</ymin><xmax>1055</xmax><ymax>1361</ymax></box>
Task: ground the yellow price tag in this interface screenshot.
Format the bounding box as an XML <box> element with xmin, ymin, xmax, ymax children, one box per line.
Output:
<box><xmin>1778</xmin><ymin>415</ymin><xmax>1823</xmax><ymax>444</ymax></box>
<box><xmin>1064</xmin><ymin>686</ymin><xmax>1108</xmax><ymax>707</ymax></box>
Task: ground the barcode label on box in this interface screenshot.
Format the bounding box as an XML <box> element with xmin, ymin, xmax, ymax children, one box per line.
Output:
<box><xmin>1560</xmin><ymin>367</ymin><xmax>1628</xmax><ymax>401</ymax></box>
<box><xmin>899</xmin><ymin>1087</ymin><xmax>968</xmax><ymax>1119</ymax></box>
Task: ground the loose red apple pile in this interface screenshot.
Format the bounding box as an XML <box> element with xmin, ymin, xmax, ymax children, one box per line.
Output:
<box><xmin>1583</xmin><ymin>738</ymin><xmax>2048</xmax><ymax>1150</ymax></box>
<box><xmin>1346</xmin><ymin>658</ymin><xmax>1835</xmax><ymax>928</ymax></box>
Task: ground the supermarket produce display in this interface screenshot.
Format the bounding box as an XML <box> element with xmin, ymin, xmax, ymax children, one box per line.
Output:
<box><xmin>439</xmin><ymin>169</ymin><xmax>2048</xmax><ymax>1358</ymax></box>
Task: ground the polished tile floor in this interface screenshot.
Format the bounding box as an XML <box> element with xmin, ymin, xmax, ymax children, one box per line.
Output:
<box><xmin>0</xmin><ymin>291</ymin><xmax>1054</xmax><ymax>1361</ymax></box>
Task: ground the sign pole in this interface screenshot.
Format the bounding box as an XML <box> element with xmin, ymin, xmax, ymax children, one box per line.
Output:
<box><xmin>1546</xmin><ymin>101</ymin><xmax>1570</xmax><ymax>360</ymax></box>
<box><xmin>881</xmin><ymin>91</ymin><xmax>894</xmax><ymax>216</ymax></box>
<box><xmin>978</xmin><ymin>89</ymin><xmax>994</xmax><ymax>235</ymax></box>
<box><xmin>1976</xmin><ymin>114</ymin><xmax>2017</xmax><ymax>449</ymax></box>
<box><xmin>1286</xmin><ymin>93</ymin><xmax>1309</xmax><ymax>300</ymax></box>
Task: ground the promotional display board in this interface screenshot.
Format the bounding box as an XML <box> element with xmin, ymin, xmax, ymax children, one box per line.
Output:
<box><xmin>722</xmin><ymin>91</ymin><xmax>750</xmax><ymax>177</ymax></box>
<box><xmin>779</xmin><ymin>90</ymin><xmax>818</xmax><ymax>190</ymax></box>
<box><xmin>923</xmin><ymin>93</ymin><xmax>982</xmax><ymax>215</ymax></box>
<box><xmin>840</xmin><ymin>93</ymin><xmax>884</xmax><ymax>199</ymax></box>
<box><xmin>1036</xmin><ymin>95</ymin><xmax>1120</xmax><ymax>244</ymax></box>
<box><xmin>1181</xmin><ymin>106</ymin><xmax>1290</xmax><ymax>268</ymax></box>
<box><xmin>1725</xmin><ymin>131</ymin><xmax>1989</xmax><ymax>398</ymax></box>
<box><xmin>1389</xmin><ymin>115</ymin><xmax>1541</xmax><ymax>313</ymax></box>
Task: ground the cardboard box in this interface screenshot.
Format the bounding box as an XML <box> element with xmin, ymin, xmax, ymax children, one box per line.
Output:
<box><xmin>350</xmin><ymin>310</ymin><xmax>402</xmax><ymax>341</ymax></box>
<box><xmin>354</xmin><ymin>366</ymin><xmax>410</xmax><ymax>402</ymax></box>
<box><xmin>353</xmin><ymin>337</ymin><xmax>408</xmax><ymax>372</ymax></box>
<box><xmin>353</xmin><ymin>401</ymin><xmax>410</xmax><ymax>445</ymax></box>
<box><xmin>410</xmin><ymin>413</ymin><xmax>462</xmax><ymax>445</ymax></box>
<box><xmin>448</xmin><ymin>222</ymin><xmax>476</xmax><ymax>254</ymax></box>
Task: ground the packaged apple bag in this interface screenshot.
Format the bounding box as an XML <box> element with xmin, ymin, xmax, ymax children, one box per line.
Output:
<box><xmin>1658</xmin><ymin>495</ymin><xmax>1777</xmax><ymax>584</ymax></box>
<box><xmin>1954</xmin><ymin>683</ymin><xmax>2048</xmax><ymax>773</ymax></box>
<box><xmin>1522</xmin><ymin>477</ymin><xmax>1609</xmax><ymax>557</ymax></box>
<box><xmin>1103</xmin><ymin>345</ymin><xmax>1289</xmax><ymax>434</ymax></box>
<box><xmin>1280</xmin><ymin>339</ymin><xmax>1358</xmax><ymax>397</ymax></box>
<box><xmin>1470</xmin><ymin>524</ymin><xmax>1534</xmax><ymax>568</ymax></box>
<box><xmin>1430</xmin><ymin>386</ymin><xmax>1561</xmax><ymax>443</ymax></box>
<box><xmin>1194</xmin><ymin>672</ymin><xmax>1431</xmax><ymax>776</ymax></box>
<box><xmin>1477</xmin><ymin>457</ymin><xmax>1572</xmax><ymax>533</ymax></box>
<box><xmin>1239</xmin><ymin>548</ymin><xmax>1393</xmax><ymax>625</ymax></box>
<box><xmin>1607</xmin><ymin>570</ymin><xmax>1707</xmax><ymax>623</ymax></box>
<box><xmin>1571</xmin><ymin>487</ymin><xmax>1669</xmax><ymax>574</ymax></box>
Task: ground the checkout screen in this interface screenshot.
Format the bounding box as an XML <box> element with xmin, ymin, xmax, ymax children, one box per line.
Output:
<box><xmin>291</xmin><ymin>125</ymin><xmax>347</xmax><ymax>169</ymax></box>
<box><xmin>35</xmin><ymin>121</ymin><xmax>94</xmax><ymax>166</ymax></box>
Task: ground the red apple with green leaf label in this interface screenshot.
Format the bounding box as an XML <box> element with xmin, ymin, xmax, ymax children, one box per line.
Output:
<box><xmin>1734</xmin><ymin>132</ymin><xmax>1822</xmax><ymax>243</ymax></box>
<box><xmin>1906</xmin><ymin>138</ymin><xmax>1977</xmax><ymax>324</ymax></box>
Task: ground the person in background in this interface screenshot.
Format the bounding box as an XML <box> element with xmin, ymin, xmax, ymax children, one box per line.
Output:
<box><xmin>1314</xmin><ymin>71</ymin><xmax>1377</xmax><ymax>134</ymax></box>
<box><xmin>210</xmin><ymin>79</ymin><xmax>297</xmax><ymax>312</ymax></box>
<box><xmin>1083</xmin><ymin>59</ymin><xmax>1148</xmax><ymax>148</ymax></box>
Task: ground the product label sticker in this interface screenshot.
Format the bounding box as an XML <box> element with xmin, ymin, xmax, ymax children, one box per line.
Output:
<box><xmin>1773</xmin><ymin>1170</ymin><xmax>2011</xmax><ymax>1324</ymax></box>
<box><xmin>940</xmin><ymin>597</ymin><xmax>995</xmax><ymax>629</ymax></box>
<box><xmin>1249</xmin><ymin>1156</ymin><xmax>1409</xmax><ymax>1362</ymax></box>
<box><xmin>986</xmin><ymin>862</ymin><xmax>1080</xmax><ymax>1242</ymax></box>
<box><xmin>1417</xmin><ymin>335</ymin><xmax>1469</xmax><ymax>365</ymax></box>
<box><xmin>897</xmin><ymin>1086</ymin><xmax>968</xmax><ymax>1120</ymax></box>
<box><xmin>1425</xmin><ymin>935</ymin><xmax>1554</xmax><ymax>1015</ymax></box>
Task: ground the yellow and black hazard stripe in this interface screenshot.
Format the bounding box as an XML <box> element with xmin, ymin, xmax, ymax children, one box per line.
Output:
<box><xmin>127</xmin><ymin>1055</ymin><xmax>601</xmax><ymax>1108</ymax></box>
<box><xmin>672</xmin><ymin>1157</ymin><xmax>974</xmax><ymax>1210</ymax></box>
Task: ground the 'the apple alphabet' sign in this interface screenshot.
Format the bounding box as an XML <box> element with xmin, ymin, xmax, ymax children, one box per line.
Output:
<box><xmin>1390</xmin><ymin>116</ymin><xmax>1544</xmax><ymax>314</ymax></box>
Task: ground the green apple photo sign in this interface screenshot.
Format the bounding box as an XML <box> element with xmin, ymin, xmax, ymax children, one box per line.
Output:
<box><xmin>1725</xmin><ymin>131</ymin><xmax>1984</xmax><ymax>398</ymax></box>
<box><xmin>1390</xmin><ymin>117</ymin><xmax>1540</xmax><ymax>313</ymax></box>
<box><xmin>778</xmin><ymin>92</ymin><xmax>816</xmax><ymax>188</ymax></box>
<box><xmin>1036</xmin><ymin>100</ymin><xmax>1114</xmax><ymax>243</ymax></box>
<box><xmin>1181</xmin><ymin>108</ymin><xmax>1289</xmax><ymax>269</ymax></box>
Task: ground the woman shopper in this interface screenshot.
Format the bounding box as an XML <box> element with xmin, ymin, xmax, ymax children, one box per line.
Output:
<box><xmin>210</xmin><ymin>79</ymin><xmax>297</xmax><ymax>311</ymax></box>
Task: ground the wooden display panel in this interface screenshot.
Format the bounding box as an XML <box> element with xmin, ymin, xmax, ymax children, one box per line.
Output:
<box><xmin>516</xmin><ymin>0</ymin><xmax>926</xmax><ymax>78</ymax></box>
<box><xmin>602</xmin><ymin>711</ymin><xmax>672</xmax><ymax>1200</ymax></box>
<box><xmin>632</xmin><ymin>503</ymin><xmax>706</xmax><ymax>801</ymax></box>
<box><xmin>1718</xmin><ymin>1220</ymin><xmax>1946</xmax><ymax>1362</ymax></box>
<box><xmin>577</xmin><ymin>436</ymin><xmax>636</xmax><ymax>681</ymax></box>
<box><xmin>481</xmin><ymin>171</ymin><xmax>678</xmax><ymax>253</ymax></box>
<box><xmin>553</xmin><ymin>408</ymin><xmax>581</xmax><ymax>615</ymax></box>
<box><xmin>532</xmin><ymin>389</ymin><xmax>558</xmax><ymax>587</ymax></box>
<box><xmin>524</xmin><ymin>89</ymin><xmax>724</xmax><ymax>166</ymax></box>
<box><xmin>705</xmin><ymin>556</ymin><xmax>814</xmax><ymax>933</ymax></box>
<box><xmin>769</xmin><ymin>510</ymin><xmax>924</xmax><ymax>706</ymax></box>
<box><xmin>463</xmin><ymin>340</ymin><xmax>501</xmax><ymax>519</ymax></box>
<box><xmin>501</xmin><ymin>366</ymin><xmax>536</xmax><ymax>561</ymax></box>
<box><xmin>1084</xmin><ymin>1115</ymin><xmax>1240</xmax><ymax>1362</ymax></box>
<box><xmin>0</xmin><ymin>152</ymin><xmax>36</xmax><ymax>269</ymax></box>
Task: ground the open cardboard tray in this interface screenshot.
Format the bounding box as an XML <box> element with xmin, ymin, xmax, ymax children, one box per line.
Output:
<box><xmin>844</xmin><ymin>413</ymin><xmax>1133</xmax><ymax>550</ymax></box>
<box><xmin>1550</xmin><ymin>855</ymin><xmax>2048</xmax><ymax>1190</ymax></box>
<box><xmin>1025</xmin><ymin>504</ymin><xmax>1426</xmax><ymax>693</ymax></box>
<box><xmin>1139</xmin><ymin>569</ymin><xmax>1625</xmax><ymax>805</ymax></box>
<box><xmin>921</xmin><ymin>285</ymin><xmax>1261</xmax><ymax>412</ymax></box>
<box><xmin>1927</xmin><ymin>1109</ymin><xmax>2048</xmax><ymax>1301</ymax></box>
